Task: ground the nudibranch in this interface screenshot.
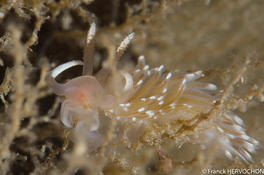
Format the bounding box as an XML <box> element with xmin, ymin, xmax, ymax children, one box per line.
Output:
<box><xmin>48</xmin><ymin>23</ymin><xmax>258</xmax><ymax>163</ymax></box>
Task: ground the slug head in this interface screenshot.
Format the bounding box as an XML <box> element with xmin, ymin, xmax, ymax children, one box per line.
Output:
<box><xmin>63</xmin><ymin>76</ymin><xmax>114</xmax><ymax>110</ymax></box>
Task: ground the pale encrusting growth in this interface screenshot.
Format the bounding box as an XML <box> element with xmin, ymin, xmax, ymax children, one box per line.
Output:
<box><xmin>48</xmin><ymin>22</ymin><xmax>258</xmax><ymax>166</ymax></box>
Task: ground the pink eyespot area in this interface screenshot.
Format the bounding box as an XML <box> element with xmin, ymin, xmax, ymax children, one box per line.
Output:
<box><xmin>62</xmin><ymin>76</ymin><xmax>115</xmax><ymax>109</ymax></box>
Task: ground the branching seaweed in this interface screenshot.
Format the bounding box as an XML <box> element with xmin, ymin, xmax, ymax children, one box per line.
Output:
<box><xmin>0</xmin><ymin>0</ymin><xmax>264</xmax><ymax>175</ymax></box>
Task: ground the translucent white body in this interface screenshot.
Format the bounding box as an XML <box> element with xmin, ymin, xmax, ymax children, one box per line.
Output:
<box><xmin>48</xmin><ymin>23</ymin><xmax>258</xmax><ymax>163</ymax></box>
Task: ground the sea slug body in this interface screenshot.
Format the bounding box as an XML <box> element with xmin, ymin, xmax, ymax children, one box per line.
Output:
<box><xmin>48</xmin><ymin>22</ymin><xmax>258</xmax><ymax>163</ymax></box>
